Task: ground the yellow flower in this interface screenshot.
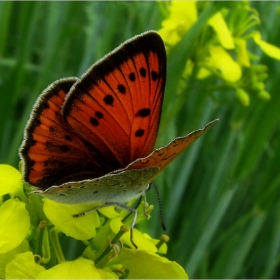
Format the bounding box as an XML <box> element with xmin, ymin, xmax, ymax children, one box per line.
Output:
<box><xmin>253</xmin><ymin>31</ymin><xmax>280</xmax><ymax>60</ymax></box>
<box><xmin>158</xmin><ymin>1</ymin><xmax>197</xmax><ymax>47</ymax></box>
<box><xmin>158</xmin><ymin>1</ymin><xmax>278</xmax><ymax>106</ymax></box>
<box><xmin>236</xmin><ymin>38</ymin><xmax>251</xmax><ymax>67</ymax></box>
<box><xmin>43</xmin><ymin>199</ymin><xmax>100</xmax><ymax>240</ymax></box>
<box><xmin>5</xmin><ymin>252</ymin><xmax>45</xmax><ymax>279</ymax></box>
<box><xmin>208</xmin><ymin>11</ymin><xmax>235</xmax><ymax>49</ymax></box>
<box><xmin>201</xmin><ymin>45</ymin><xmax>242</xmax><ymax>82</ymax></box>
<box><xmin>0</xmin><ymin>164</ymin><xmax>24</xmax><ymax>199</ymax></box>
<box><xmin>0</xmin><ymin>199</ymin><xmax>30</xmax><ymax>254</ymax></box>
<box><xmin>37</xmin><ymin>257</ymin><xmax>116</xmax><ymax>279</ymax></box>
<box><xmin>108</xmin><ymin>248</ymin><xmax>188</xmax><ymax>279</ymax></box>
<box><xmin>110</xmin><ymin>217</ymin><xmax>167</xmax><ymax>252</ymax></box>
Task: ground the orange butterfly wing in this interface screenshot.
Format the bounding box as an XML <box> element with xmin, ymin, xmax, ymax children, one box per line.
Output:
<box><xmin>20</xmin><ymin>79</ymin><xmax>113</xmax><ymax>189</ymax></box>
<box><xmin>62</xmin><ymin>31</ymin><xmax>166</xmax><ymax>169</ymax></box>
<box><xmin>20</xmin><ymin>32</ymin><xmax>166</xmax><ymax>190</ymax></box>
<box><xmin>125</xmin><ymin>119</ymin><xmax>219</xmax><ymax>176</ymax></box>
<box><xmin>32</xmin><ymin>120</ymin><xmax>218</xmax><ymax>205</ymax></box>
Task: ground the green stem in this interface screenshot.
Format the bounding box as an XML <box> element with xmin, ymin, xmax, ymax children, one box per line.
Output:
<box><xmin>49</xmin><ymin>227</ymin><xmax>65</xmax><ymax>264</ymax></box>
<box><xmin>95</xmin><ymin>225</ymin><xmax>129</xmax><ymax>268</ymax></box>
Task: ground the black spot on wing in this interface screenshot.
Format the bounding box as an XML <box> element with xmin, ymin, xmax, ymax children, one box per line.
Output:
<box><xmin>64</xmin><ymin>134</ymin><xmax>73</xmax><ymax>141</ymax></box>
<box><xmin>136</xmin><ymin>108</ymin><xmax>150</xmax><ymax>118</ymax></box>
<box><xmin>151</xmin><ymin>71</ymin><xmax>159</xmax><ymax>81</ymax></box>
<box><xmin>103</xmin><ymin>94</ymin><xmax>114</xmax><ymax>105</ymax></box>
<box><xmin>135</xmin><ymin>129</ymin><xmax>144</xmax><ymax>137</ymax></box>
<box><xmin>90</xmin><ymin>117</ymin><xmax>99</xmax><ymax>127</ymax></box>
<box><xmin>95</xmin><ymin>111</ymin><xmax>104</xmax><ymax>119</ymax></box>
<box><xmin>140</xmin><ymin>67</ymin><xmax>146</xmax><ymax>78</ymax></box>
<box><xmin>129</xmin><ymin>72</ymin><xmax>136</xmax><ymax>81</ymax></box>
<box><xmin>117</xmin><ymin>84</ymin><xmax>126</xmax><ymax>94</ymax></box>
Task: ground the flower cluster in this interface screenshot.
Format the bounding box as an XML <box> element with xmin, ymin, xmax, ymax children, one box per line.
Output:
<box><xmin>0</xmin><ymin>165</ymin><xmax>187</xmax><ymax>278</ymax></box>
<box><xmin>158</xmin><ymin>1</ymin><xmax>280</xmax><ymax>106</ymax></box>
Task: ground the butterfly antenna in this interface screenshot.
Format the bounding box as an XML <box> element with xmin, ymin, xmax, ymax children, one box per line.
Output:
<box><xmin>152</xmin><ymin>182</ymin><xmax>166</xmax><ymax>231</ymax></box>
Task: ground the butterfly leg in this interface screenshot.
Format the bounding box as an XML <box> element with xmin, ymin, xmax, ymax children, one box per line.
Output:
<box><xmin>142</xmin><ymin>191</ymin><xmax>149</xmax><ymax>218</ymax></box>
<box><xmin>73</xmin><ymin>202</ymin><xmax>139</xmax><ymax>249</ymax></box>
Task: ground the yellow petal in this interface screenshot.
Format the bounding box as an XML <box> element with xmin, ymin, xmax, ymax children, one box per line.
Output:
<box><xmin>43</xmin><ymin>199</ymin><xmax>100</xmax><ymax>240</ymax></box>
<box><xmin>0</xmin><ymin>199</ymin><xmax>30</xmax><ymax>254</ymax></box>
<box><xmin>98</xmin><ymin>205</ymin><xmax>121</xmax><ymax>219</ymax></box>
<box><xmin>110</xmin><ymin>218</ymin><xmax>157</xmax><ymax>252</ymax></box>
<box><xmin>108</xmin><ymin>248</ymin><xmax>188</xmax><ymax>279</ymax></box>
<box><xmin>208</xmin><ymin>12</ymin><xmax>235</xmax><ymax>49</ymax></box>
<box><xmin>158</xmin><ymin>1</ymin><xmax>197</xmax><ymax>46</ymax></box>
<box><xmin>197</xmin><ymin>67</ymin><xmax>211</xmax><ymax>79</ymax></box>
<box><xmin>167</xmin><ymin>1</ymin><xmax>197</xmax><ymax>31</ymax></box>
<box><xmin>158</xmin><ymin>26</ymin><xmax>181</xmax><ymax>46</ymax></box>
<box><xmin>36</xmin><ymin>257</ymin><xmax>117</xmax><ymax>279</ymax></box>
<box><xmin>143</xmin><ymin>233</ymin><xmax>168</xmax><ymax>254</ymax></box>
<box><xmin>5</xmin><ymin>251</ymin><xmax>45</xmax><ymax>279</ymax></box>
<box><xmin>0</xmin><ymin>239</ymin><xmax>30</xmax><ymax>278</ymax></box>
<box><xmin>253</xmin><ymin>31</ymin><xmax>280</xmax><ymax>60</ymax></box>
<box><xmin>0</xmin><ymin>164</ymin><xmax>22</xmax><ymax>196</ymax></box>
<box><xmin>237</xmin><ymin>38</ymin><xmax>251</xmax><ymax>67</ymax></box>
<box><xmin>208</xmin><ymin>45</ymin><xmax>242</xmax><ymax>82</ymax></box>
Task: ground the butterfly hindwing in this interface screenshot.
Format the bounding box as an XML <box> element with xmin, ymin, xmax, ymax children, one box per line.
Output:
<box><xmin>33</xmin><ymin>119</ymin><xmax>218</xmax><ymax>200</ymax></box>
<box><xmin>125</xmin><ymin>119</ymin><xmax>219</xmax><ymax>175</ymax></box>
<box><xmin>62</xmin><ymin>31</ymin><xmax>166</xmax><ymax>170</ymax></box>
<box><xmin>33</xmin><ymin>166</ymin><xmax>160</xmax><ymax>204</ymax></box>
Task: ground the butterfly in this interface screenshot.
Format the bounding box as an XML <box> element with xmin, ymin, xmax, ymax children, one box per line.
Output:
<box><xmin>19</xmin><ymin>31</ymin><xmax>218</xmax><ymax>248</ymax></box>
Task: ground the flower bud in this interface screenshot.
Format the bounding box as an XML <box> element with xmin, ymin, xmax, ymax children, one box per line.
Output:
<box><xmin>257</xmin><ymin>90</ymin><xmax>271</xmax><ymax>100</ymax></box>
<box><xmin>235</xmin><ymin>88</ymin><xmax>250</xmax><ymax>106</ymax></box>
<box><xmin>252</xmin><ymin>82</ymin><xmax>265</xmax><ymax>91</ymax></box>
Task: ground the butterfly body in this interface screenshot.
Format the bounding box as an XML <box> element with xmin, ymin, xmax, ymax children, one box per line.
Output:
<box><xmin>20</xmin><ymin>30</ymin><xmax>218</xmax><ymax>209</ymax></box>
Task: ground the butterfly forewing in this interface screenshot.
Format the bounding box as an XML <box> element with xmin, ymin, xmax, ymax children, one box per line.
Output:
<box><xmin>62</xmin><ymin>31</ymin><xmax>166</xmax><ymax>170</ymax></box>
<box><xmin>20</xmin><ymin>79</ymin><xmax>111</xmax><ymax>189</ymax></box>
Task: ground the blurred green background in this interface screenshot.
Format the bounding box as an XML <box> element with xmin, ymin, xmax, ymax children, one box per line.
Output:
<box><xmin>1</xmin><ymin>1</ymin><xmax>280</xmax><ymax>278</ymax></box>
